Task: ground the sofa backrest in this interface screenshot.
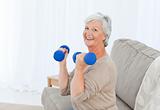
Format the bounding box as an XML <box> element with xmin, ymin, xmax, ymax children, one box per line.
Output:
<box><xmin>110</xmin><ymin>39</ymin><xmax>160</xmax><ymax>109</ymax></box>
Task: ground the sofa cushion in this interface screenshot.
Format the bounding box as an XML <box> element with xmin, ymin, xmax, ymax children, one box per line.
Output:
<box><xmin>135</xmin><ymin>56</ymin><xmax>160</xmax><ymax>110</ymax></box>
<box><xmin>41</xmin><ymin>87</ymin><xmax>73</xmax><ymax>110</ymax></box>
<box><xmin>111</xmin><ymin>39</ymin><xmax>160</xmax><ymax>109</ymax></box>
<box><xmin>116</xmin><ymin>96</ymin><xmax>132</xmax><ymax>110</ymax></box>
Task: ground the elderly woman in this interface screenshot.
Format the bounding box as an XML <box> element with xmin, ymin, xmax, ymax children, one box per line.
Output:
<box><xmin>59</xmin><ymin>12</ymin><xmax>117</xmax><ymax>110</ymax></box>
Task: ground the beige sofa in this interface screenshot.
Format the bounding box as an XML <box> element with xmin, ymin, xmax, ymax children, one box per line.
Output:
<box><xmin>41</xmin><ymin>39</ymin><xmax>160</xmax><ymax>110</ymax></box>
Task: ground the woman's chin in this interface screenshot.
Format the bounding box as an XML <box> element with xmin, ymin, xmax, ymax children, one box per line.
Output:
<box><xmin>85</xmin><ymin>42</ymin><xmax>94</xmax><ymax>48</ymax></box>
<box><xmin>84</xmin><ymin>40</ymin><xmax>96</xmax><ymax>47</ymax></box>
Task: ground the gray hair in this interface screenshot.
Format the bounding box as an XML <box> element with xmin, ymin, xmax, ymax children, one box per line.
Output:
<box><xmin>84</xmin><ymin>12</ymin><xmax>112</xmax><ymax>47</ymax></box>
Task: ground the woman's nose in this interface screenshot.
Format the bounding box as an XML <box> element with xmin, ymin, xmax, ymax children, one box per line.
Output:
<box><xmin>86</xmin><ymin>30</ymin><xmax>92</xmax><ymax>36</ymax></box>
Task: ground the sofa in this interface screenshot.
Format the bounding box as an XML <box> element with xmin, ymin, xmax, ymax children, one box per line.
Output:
<box><xmin>41</xmin><ymin>39</ymin><xmax>160</xmax><ymax>110</ymax></box>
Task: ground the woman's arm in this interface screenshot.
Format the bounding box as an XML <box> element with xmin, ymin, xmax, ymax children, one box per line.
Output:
<box><xmin>59</xmin><ymin>62</ymin><xmax>69</xmax><ymax>91</ymax></box>
<box><xmin>70</xmin><ymin>53</ymin><xmax>87</xmax><ymax>97</ymax></box>
<box><xmin>71</xmin><ymin>68</ymin><xmax>85</xmax><ymax>97</ymax></box>
<box><xmin>58</xmin><ymin>48</ymin><xmax>69</xmax><ymax>94</ymax></box>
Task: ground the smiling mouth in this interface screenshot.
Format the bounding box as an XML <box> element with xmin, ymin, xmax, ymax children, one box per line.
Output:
<box><xmin>86</xmin><ymin>36</ymin><xmax>94</xmax><ymax>40</ymax></box>
<box><xmin>86</xmin><ymin>38</ymin><xmax>94</xmax><ymax>40</ymax></box>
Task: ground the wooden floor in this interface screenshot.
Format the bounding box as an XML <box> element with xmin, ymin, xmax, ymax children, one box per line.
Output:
<box><xmin>0</xmin><ymin>103</ymin><xmax>43</xmax><ymax>110</ymax></box>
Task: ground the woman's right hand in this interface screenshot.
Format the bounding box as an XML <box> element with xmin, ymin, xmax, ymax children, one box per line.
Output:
<box><xmin>58</xmin><ymin>48</ymin><xmax>69</xmax><ymax>66</ymax></box>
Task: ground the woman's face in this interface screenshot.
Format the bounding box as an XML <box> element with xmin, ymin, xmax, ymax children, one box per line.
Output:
<box><xmin>83</xmin><ymin>20</ymin><xmax>106</xmax><ymax>48</ymax></box>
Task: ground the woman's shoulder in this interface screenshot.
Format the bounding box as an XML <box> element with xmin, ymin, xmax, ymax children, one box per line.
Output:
<box><xmin>85</xmin><ymin>55</ymin><xmax>115</xmax><ymax>72</ymax></box>
<box><xmin>94</xmin><ymin>55</ymin><xmax>116</xmax><ymax>69</ymax></box>
<box><xmin>85</xmin><ymin>55</ymin><xmax>117</xmax><ymax>81</ymax></box>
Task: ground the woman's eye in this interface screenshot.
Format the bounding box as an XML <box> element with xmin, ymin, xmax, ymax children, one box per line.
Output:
<box><xmin>85</xmin><ymin>27</ymin><xmax>89</xmax><ymax>30</ymax></box>
<box><xmin>93</xmin><ymin>28</ymin><xmax>98</xmax><ymax>32</ymax></box>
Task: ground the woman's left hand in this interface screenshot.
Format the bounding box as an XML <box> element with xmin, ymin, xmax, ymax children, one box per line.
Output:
<box><xmin>75</xmin><ymin>53</ymin><xmax>88</xmax><ymax>73</ymax></box>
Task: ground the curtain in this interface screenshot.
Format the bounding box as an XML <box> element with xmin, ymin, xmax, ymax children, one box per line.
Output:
<box><xmin>0</xmin><ymin>0</ymin><xmax>160</xmax><ymax>93</ymax></box>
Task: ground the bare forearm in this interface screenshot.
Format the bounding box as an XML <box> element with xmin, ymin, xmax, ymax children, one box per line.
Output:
<box><xmin>59</xmin><ymin>64</ymin><xmax>69</xmax><ymax>90</ymax></box>
<box><xmin>71</xmin><ymin>69</ymin><xmax>84</xmax><ymax>97</ymax></box>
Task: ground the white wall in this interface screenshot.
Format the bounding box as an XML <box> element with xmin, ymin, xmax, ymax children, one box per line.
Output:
<box><xmin>0</xmin><ymin>0</ymin><xmax>160</xmax><ymax>92</ymax></box>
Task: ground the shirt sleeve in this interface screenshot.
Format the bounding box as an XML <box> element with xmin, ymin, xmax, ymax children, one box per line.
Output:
<box><xmin>71</xmin><ymin>69</ymin><xmax>99</xmax><ymax>104</ymax></box>
<box><xmin>71</xmin><ymin>57</ymin><xmax>117</xmax><ymax>109</ymax></box>
<box><xmin>60</xmin><ymin>69</ymin><xmax>75</xmax><ymax>96</ymax></box>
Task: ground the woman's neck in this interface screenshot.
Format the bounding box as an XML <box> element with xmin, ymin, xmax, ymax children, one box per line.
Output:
<box><xmin>88</xmin><ymin>45</ymin><xmax>108</xmax><ymax>60</ymax></box>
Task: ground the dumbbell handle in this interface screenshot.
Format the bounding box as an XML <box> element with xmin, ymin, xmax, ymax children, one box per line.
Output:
<box><xmin>72</xmin><ymin>52</ymin><xmax>97</xmax><ymax>65</ymax></box>
<box><xmin>53</xmin><ymin>45</ymin><xmax>70</xmax><ymax>62</ymax></box>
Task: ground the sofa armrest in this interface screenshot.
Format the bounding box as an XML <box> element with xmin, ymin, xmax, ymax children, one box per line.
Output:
<box><xmin>47</xmin><ymin>75</ymin><xmax>59</xmax><ymax>87</ymax></box>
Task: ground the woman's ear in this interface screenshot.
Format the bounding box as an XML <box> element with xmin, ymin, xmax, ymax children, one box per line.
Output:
<box><xmin>102</xmin><ymin>34</ymin><xmax>106</xmax><ymax>41</ymax></box>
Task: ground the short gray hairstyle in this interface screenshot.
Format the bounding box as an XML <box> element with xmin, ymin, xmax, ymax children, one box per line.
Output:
<box><xmin>84</xmin><ymin>12</ymin><xmax>112</xmax><ymax>47</ymax></box>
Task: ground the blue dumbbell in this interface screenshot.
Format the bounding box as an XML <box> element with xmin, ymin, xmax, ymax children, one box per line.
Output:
<box><xmin>53</xmin><ymin>45</ymin><xmax>70</xmax><ymax>62</ymax></box>
<box><xmin>72</xmin><ymin>52</ymin><xmax>97</xmax><ymax>65</ymax></box>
